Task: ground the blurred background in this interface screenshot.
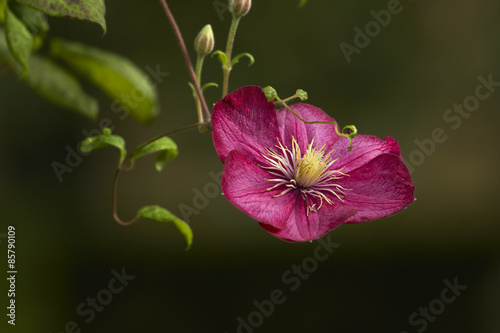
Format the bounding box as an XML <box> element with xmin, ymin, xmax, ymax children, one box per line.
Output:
<box><xmin>1</xmin><ymin>0</ymin><xmax>499</xmax><ymax>332</ymax></box>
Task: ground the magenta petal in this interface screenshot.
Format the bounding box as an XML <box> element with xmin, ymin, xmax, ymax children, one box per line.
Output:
<box><xmin>331</xmin><ymin>135</ymin><xmax>401</xmax><ymax>174</ymax></box>
<box><xmin>260</xmin><ymin>198</ymin><xmax>357</xmax><ymax>242</ymax></box>
<box><xmin>212</xmin><ymin>86</ymin><xmax>280</xmax><ymax>164</ymax></box>
<box><xmin>276</xmin><ymin>103</ymin><xmax>340</xmax><ymax>152</ymax></box>
<box><xmin>221</xmin><ymin>150</ymin><xmax>296</xmax><ymax>229</ymax></box>
<box><xmin>338</xmin><ymin>153</ymin><xmax>415</xmax><ymax>224</ymax></box>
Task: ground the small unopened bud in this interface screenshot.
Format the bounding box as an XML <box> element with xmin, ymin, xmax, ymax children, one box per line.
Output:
<box><xmin>229</xmin><ymin>0</ymin><xmax>251</xmax><ymax>17</ymax></box>
<box><xmin>194</xmin><ymin>24</ymin><xmax>214</xmax><ymax>56</ymax></box>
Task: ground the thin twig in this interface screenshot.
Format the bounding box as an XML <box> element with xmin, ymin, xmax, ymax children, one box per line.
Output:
<box><xmin>112</xmin><ymin>169</ymin><xmax>138</xmax><ymax>226</ymax></box>
<box><xmin>130</xmin><ymin>122</ymin><xmax>200</xmax><ymax>158</ymax></box>
<box><xmin>159</xmin><ymin>0</ymin><xmax>211</xmax><ymax>120</ymax></box>
<box><xmin>112</xmin><ymin>122</ymin><xmax>200</xmax><ymax>226</ymax></box>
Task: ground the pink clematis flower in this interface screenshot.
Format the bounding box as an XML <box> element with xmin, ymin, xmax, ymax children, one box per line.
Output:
<box><xmin>212</xmin><ymin>86</ymin><xmax>415</xmax><ymax>242</ymax></box>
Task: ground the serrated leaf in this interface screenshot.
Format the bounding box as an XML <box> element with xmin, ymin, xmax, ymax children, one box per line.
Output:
<box><xmin>16</xmin><ymin>0</ymin><xmax>106</xmax><ymax>33</ymax></box>
<box><xmin>5</xmin><ymin>4</ymin><xmax>33</xmax><ymax>73</ymax></box>
<box><xmin>80</xmin><ymin>128</ymin><xmax>126</xmax><ymax>166</ymax></box>
<box><xmin>51</xmin><ymin>38</ymin><xmax>160</xmax><ymax>124</ymax></box>
<box><xmin>10</xmin><ymin>2</ymin><xmax>49</xmax><ymax>38</ymax></box>
<box><xmin>138</xmin><ymin>205</ymin><xmax>192</xmax><ymax>250</ymax></box>
<box><xmin>130</xmin><ymin>137</ymin><xmax>178</xmax><ymax>172</ymax></box>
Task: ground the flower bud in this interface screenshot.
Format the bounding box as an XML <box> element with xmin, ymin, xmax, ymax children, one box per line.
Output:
<box><xmin>229</xmin><ymin>0</ymin><xmax>251</xmax><ymax>17</ymax></box>
<box><xmin>194</xmin><ymin>24</ymin><xmax>214</xmax><ymax>56</ymax></box>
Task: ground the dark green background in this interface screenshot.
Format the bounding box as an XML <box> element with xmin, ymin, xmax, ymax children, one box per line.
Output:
<box><xmin>1</xmin><ymin>0</ymin><xmax>499</xmax><ymax>332</ymax></box>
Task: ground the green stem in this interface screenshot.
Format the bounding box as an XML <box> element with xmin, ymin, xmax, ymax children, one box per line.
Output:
<box><xmin>275</xmin><ymin>95</ymin><xmax>333</xmax><ymax>125</ymax></box>
<box><xmin>274</xmin><ymin>95</ymin><xmax>357</xmax><ymax>151</ymax></box>
<box><xmin>194</xmin><ymin>54</ymin><xmax>205</xmax><ymax>124</ymax></box>
<box><xmin>222</xmin><ymin>16</ymin><xmax>241</xmax><ymax>98</ymax></box>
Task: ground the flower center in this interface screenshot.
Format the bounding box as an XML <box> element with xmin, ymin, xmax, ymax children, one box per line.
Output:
<box><xmin>261</xmin><ymin>137</ymin><xmax>350</xmax><ymax>214</ymax></box>
<box><xmin>295</xmin><ymin>141</ymin><xmax>330</xmax><ymax>188</ymax></box>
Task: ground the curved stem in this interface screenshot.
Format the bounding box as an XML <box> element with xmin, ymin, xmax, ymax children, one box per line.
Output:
<box><xmin>275</xmin><ymin>95</ymin><xmax>334</xmax><ymax>125</ymax></box>
<box><xmin>112</xmin><ymin>122</ymin><xmax>200</xmax><ymax>225</ymax></box>
<box><xmin>160</xmin><ymin>0</ymin><xmax>211</xmax><ymax>121</ymax></box>
<box><xmin>275</xmin><ymin>95</ymin><xmax>357</xmax><ymax>151</ymax></box>
<box><xmin>112</xmin><ymin>169</ymin><xmax>138</xmax><ymax>226</ymax></box>
<box><xmin>222</xmin><ymin>16</ymin><xmax>241</xmax><ymax>98</ymax></box>
<box><xmin>130</xmin><ymin>122</ymin><xmax>200</xmax><ymax>160</ymax></box>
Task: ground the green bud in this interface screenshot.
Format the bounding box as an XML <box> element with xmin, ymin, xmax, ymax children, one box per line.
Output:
<box><xmin>262</xmin><ymin>86</ymin><xmax>277</xmax><ymax>102</ymax></box>
<box><xmin>194</xmin><ymin>24</ymin><xmax>214</xmax><ymax>56</ymax></box>
<box><xmin>296</xmin><ymin>89</ymin><xmax>308</xmax><ymax>101</ymax></box>
<box><xmin>229</xmin><ymin>0</ymin><xmax>251</xmax><ymax>17</ymax></box>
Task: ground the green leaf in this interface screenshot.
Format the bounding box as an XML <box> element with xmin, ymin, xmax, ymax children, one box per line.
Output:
<box><xmin>51</xmin><ymin>38</ymin><xmax>160</xmax><ymax>124</ymax></box>
<box><xmin>15</xmin><ymin>0</ymin><xmax>106</xmax><ymax>33</ymax></box>
<box><xmin>27</xmin><ymin>56</ymin><xmax>98</xmax><ymax>118</ymax></box>
<box><xmin>137</xmin><ymin>205</ymin><xmax>192</xmax><ymax>250</ymax></box>
<box><xmin>4</xmin><ymin>4</ymin><xmax>33</xmax><ymax>73</ymax></box>
<box><xmin>80</xmin><ymin>128</ymin><xmax>127</xmax><ymax>166</ymax></box>
<box><xmin>0</xmin><ymin>29</ymin><xmax>97</xmax><ymax>118</ymax></box>
<box><xmin>130</xmin><ymin>137</ymin><xmax>178</xmax><ymax>172</ymax></box>
<box><xmin>212</xmin><ymin>50</ymin><xmax>228</xmax><ymax>66</ymax></box>
<box><xmin>0</xmin><ymin>0</ymin><xmax>7</xmax><ymax>22</ymax></box>
<box><xmin>10</xmin><ymin>2</ymin><xmax>49</xmax><ymax>38</ymax></box>
<box><xmin>298</xmin><ymin>0</ymin><xmax>308</xmax><ymax>8</ymax></box>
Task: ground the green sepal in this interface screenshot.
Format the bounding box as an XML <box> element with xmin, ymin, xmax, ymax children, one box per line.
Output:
<box><xmin>4</xmin><ymin>4</ymin><xmax>33</xmax><ymax>74</ymax></box>
<box><xmin>262</xmin><ymin>86</ymin><xmax>277</xmax><ymax>102</ymax></box>
<box><xmin>230</xmin><ymin>52</ymin><xmax>254</xmax><ymax>67</ymax></box>
<box><xmin>15</xmin><ymin>0</ymin><xmax>106</xmax><ymax>33</ymax></box>
<box><xmin>50</xmin><ymin>38</ymin><xmax>160</xmax><ymax>124</ymax></box>
<box><xmin>129</xmin><ymin>137</ymin><xmax>178</xmax><ymax>172</ymax></box>
<box><xmin>137</xmin><ymin>205</ymin><xmax>193</xmax><ymax>250</ymax></box>
<box><xmin>80</xmin><ymin>127</ymin><xmax>127</xmax><ymax>167</ymax></box>
<box><xmin>212</xmin><ymin>50</ymin><xmax>228</xmax><ymax>66</ymax></box>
